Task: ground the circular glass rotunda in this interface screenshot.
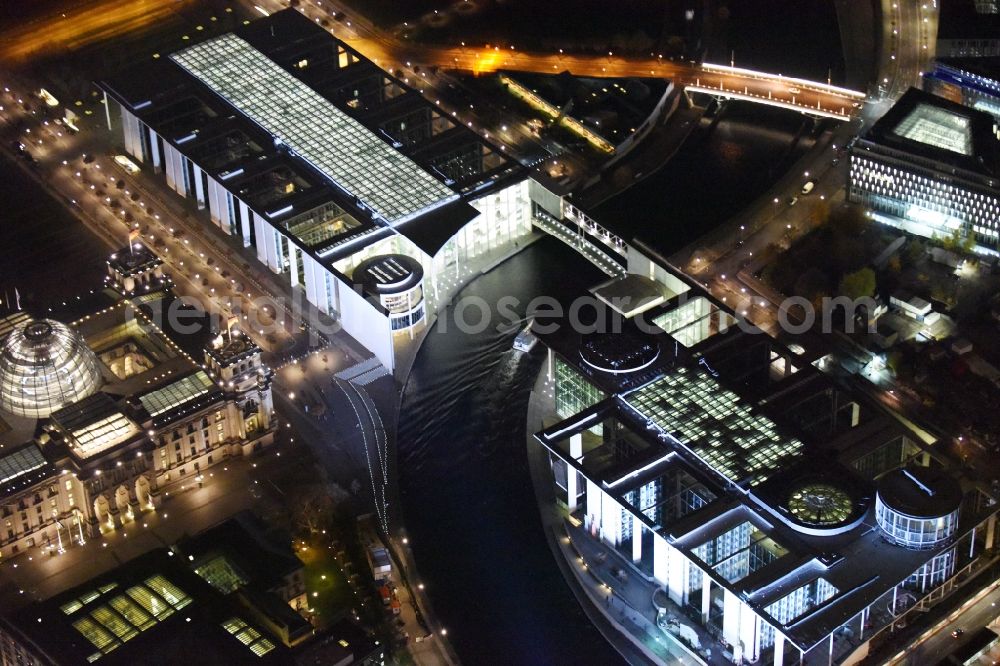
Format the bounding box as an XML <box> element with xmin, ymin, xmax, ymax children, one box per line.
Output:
<box><xmin>0</xmin><ymin>319</ymin><xmax>103</xmax><ymax>418</ymax></box>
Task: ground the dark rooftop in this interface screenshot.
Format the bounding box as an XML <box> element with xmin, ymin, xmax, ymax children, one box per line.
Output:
<box><xmin>296</xmin><ymin>618</ymin><xmax>381</xmax><ymax>666</ymax></box>
<box><xmin>178</xmin><ymin>513</ymin><xmax>301</xmax><ymax>593</ymax></box>
<box><xmin>876</xmin><ymin>465</ymin><xmax>963</xmax><ymax>519</ymax></box>
<box><xmin>392</xmin><ymin>199</ymin><xmax>480</xmax><ymax>258</ymax></box>
<box><xmin>938</xmin><ymin>0</ymin><xmax>1000</xmax><ymax>40</ymax></box>
<box><xmin>108</xmin><ymin>243</ymin><xmax>161</xmax><ymax>278</ymax></box>
<box><xmin>579</xmin><ymin>330</ymin><xmax>661</xmax><ymax>375</ymax></box>
<box><xmin>2</xmin><ymin>549</ymin><xmax>294</xmax><ymax>665</ymax></box>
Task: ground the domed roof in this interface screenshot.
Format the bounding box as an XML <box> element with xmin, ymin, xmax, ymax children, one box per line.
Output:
<box><xmin>579</xmin><ymin>331</ymin><xmax>660</xmax><ymax>375</ymax></box>
<box><xmin>0</xmin><ymin>319</ymin><xmax>103</xmax><ymax>418</ymax></box>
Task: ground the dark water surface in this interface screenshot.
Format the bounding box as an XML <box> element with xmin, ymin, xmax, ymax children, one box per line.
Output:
<box><xmin>397</xmin><ymin>238</ymin><xmax>622</xmax><ymax>665</ymax></box>
<box><xmin>594</xmin><ymin>102</ymin><xmax>822</xmax><ymax>256</ymax></box>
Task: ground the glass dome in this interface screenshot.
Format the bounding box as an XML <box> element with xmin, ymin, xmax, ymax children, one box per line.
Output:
<box><xmin>788</xmin><ymin>483</ymin><xmax>854</xmax><ymax>527</ymax></box>
<box><xmin>0</xmin><ymin>319</ymin><xmax>103</xmax><ymax>418</ymax></box>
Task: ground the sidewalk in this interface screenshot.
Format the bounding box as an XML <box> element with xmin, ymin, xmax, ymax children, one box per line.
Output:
<box><xmin>358</xmin><ymin>517</ymin><xmax>457</xmax><ymax>666</ymax></box>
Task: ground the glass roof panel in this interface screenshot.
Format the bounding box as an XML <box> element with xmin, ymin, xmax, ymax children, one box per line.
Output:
<box><xmin>171</xmin><ymin>35</ymin><xmax>457</xmax><ymax>223</ymax></box>
<box><xmin>624</xmin><ymin>367</ymin><xmax>804</xmax><ymax>485</ymax></box>
<box><xmin>222</xmin><ymin>617</ymin><xmax>275</xmax><ymax>657</ymax></box>
<box><xmin>194</xmin><ymin>555</ymin><xmax>248</xmax><ymax>594</ymax></box>
<box><xmin>893</xmin><ymin>103</ymin><xmax>973</xmax><ymax>155</ymax></box>
<box><xmin>0</xmin><ymin>445</ymin><xmax>47</xmax><ymax>486</ymax></box>
<box><xmin>138</xmin><ymin>371</ymin><xmax>214</xmax><ymax>417</ymax></box>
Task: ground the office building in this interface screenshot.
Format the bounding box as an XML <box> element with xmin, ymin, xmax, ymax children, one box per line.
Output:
<box><xmin>532</xmin><ymin>250</ymin><xmax>998</xmax><ymax>665</ymax></box>
<box><xmin>925</xmin><ymin>58</ymin><xmax>1000</xmax><ymax>122</ymax></box>
<box><xmin>0</xmin><ymin>548</ymin><xmax>295</xmax><ymax>665</ymax></box>
<box><xmin>848</xmin><ymin>88</ymin><xmax>1000</xmax><ymax>250</ymax></box>
<box><xmin>99</xmin><ymin>9</ymin><xmax>534</xmax><ymax>371</ymax></box>
<box><xmin>0</xmin><ymin>512</ymin><xmax>383</xmax><ymax>665</ymax></box>
<box><xmin>937</xmin><ymin>0</ymin><xmax>1000</xmax><ymax>58</ymax></box>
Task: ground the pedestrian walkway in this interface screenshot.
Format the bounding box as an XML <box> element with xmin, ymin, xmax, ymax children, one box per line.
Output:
<box><xmin>335</xmin><ymin>356</ymin><xmax>383</xmax><ymax>381</ymax></box>
<box><xmin>351</xmin><ymin>365</ymin><xmax>391</xmax><ymax>386</ymax></box>
<box><xmin>532</xmin><ymin>213</ymin><xmax>626</xmax><ymax>278</ymax></box>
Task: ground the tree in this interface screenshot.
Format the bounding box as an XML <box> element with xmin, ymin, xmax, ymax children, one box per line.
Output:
<box><xmin>904</xmin><ymin>238</ymin><xmax>926</xmax><ymax>267</ymax></box>
<box><xmin>840</xmin><ymin>205</ymin><xmax>870</xmax><ymax>236</ymax></box>
<box><xmin>838</xmin><ymin>267</ymin><xmax>876</xmax><ymax>300</ymax></box>
<box><xmin>290</xmin><ymin>485</ymin><xmax>336</xmax><ymax>536</ymax></box>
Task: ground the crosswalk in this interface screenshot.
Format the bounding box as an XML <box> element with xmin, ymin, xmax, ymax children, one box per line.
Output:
<box><xmin>335</xmin><ymin>356</ymin><xmax>390</xmax><ymax>386</ymax></box>
<box><xmin>351</xmin><ymin>365</ymin><xmax>391</xmax><ymax>386</ymax></box>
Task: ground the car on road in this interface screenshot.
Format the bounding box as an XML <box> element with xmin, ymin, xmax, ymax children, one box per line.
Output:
<box><xmin>114</xmin><ymin>154</ymin><xmax>140</xmax><ymax>175</ymax></box>
<box><xmin>801</xmin><ymin>180</ymin><xmax>816</xmax><ymax>195</ymax></box>
<box><xmin>788</xmin><ymin>86</ymin><xmax>801</xmax><ymax>95</ymax></box>
<box><xmin>952</xmin><ymin>628</ymin><xmax>965</xmax><ymax>639</ymax></box>
<box><xmin>787</xmin><ymin>196</ymin><xmax>799</xmax><ymax>207</ymax></box>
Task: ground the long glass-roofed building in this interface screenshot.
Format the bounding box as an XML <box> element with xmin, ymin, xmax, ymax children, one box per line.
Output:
<box><xmin>100</xmin><ymin>9</ymin><xmax>534</xmax><ymax>371</ymax></box>
<box><xmin>170</xmin><ymin>34</ymin><xmax>456</xmax><ymax>225</ymax></box>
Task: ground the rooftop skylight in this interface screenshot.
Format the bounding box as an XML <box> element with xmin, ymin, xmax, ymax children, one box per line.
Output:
<box><xmin>171</xmin><ymin>35</ymin><xmax>456</xmax><ymax>223</ymax></box>
<box><xmin>893</xmin><ymin>103</ymin><xmax>973</xmax><ymax>155</ymax></box>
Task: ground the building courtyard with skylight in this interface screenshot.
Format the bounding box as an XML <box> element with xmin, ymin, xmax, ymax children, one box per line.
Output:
<box><xmin>531</xmin><ymin>256</ymin><xmax>1000</xmax><ymax>666</ymax></box>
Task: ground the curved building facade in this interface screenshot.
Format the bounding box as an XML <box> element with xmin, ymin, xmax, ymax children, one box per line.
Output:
<box><xmin>353</xmin><ymin>255</ymin><xmax>426</xmax><ymax>332</ymax></box>
<box><xmin>0</xmin><ymin>319</ymin><xmax>103</xmax><ymax>418</ymax></box>
<box><xmin>875</xmin><ymin>466</ymin><xmax>962</xmax><ymax>550</ymax></box>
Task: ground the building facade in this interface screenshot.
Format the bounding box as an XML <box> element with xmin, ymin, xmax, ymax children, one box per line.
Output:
<box><xmin>0</xmin><ymin>247</ymin><xmax>275</xmax><ymax>564</ymax></box>
<box><xmin>925</xmin><ymin>59</ymin><xmax>1000</xmax><ymax>123</ymax></box>
<box><xmin>848</xmin><ymin>88</ymin><xmax>1000</xmax><ymax>250</ymax></box>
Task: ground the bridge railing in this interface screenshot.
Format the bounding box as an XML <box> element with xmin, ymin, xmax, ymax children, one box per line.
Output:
<box><xmin>700</xmin><ymin>62</ymin><xmax>867</xmax><ymax>100</ymax></box>
<box><xmin>685</xmin><ymin>84</ymin><xmax>855</xmax><ymax>121</ymax></box>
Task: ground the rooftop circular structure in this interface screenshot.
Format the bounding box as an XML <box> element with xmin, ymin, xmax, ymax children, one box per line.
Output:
<box><xmin>779</xmin><ymin>477</ymin><xmax>869</xmax><ymax>536</ymax></box>
<box><xmin>0</xmin><ymin>318</ymin><xmax>103</xmax><ymax>419</ymax></box>
<box><xmin>579</xmin><ymin>331</ymin><xmax>660</xmax><ymax>375</ymax></box>
<box><xmin>353</xmin><ymin>254</ymin><xmax>426</xmax><ymax>332</ymax></box>
<box><xmin>353</xmin><ymin>254</ymin><xmax>424</xmax><ymax>297</ymax></box>
<box><xmin>875</xmin><ymin>466</ymin><xmax>962</xmax><ymax>550</ymax></box>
